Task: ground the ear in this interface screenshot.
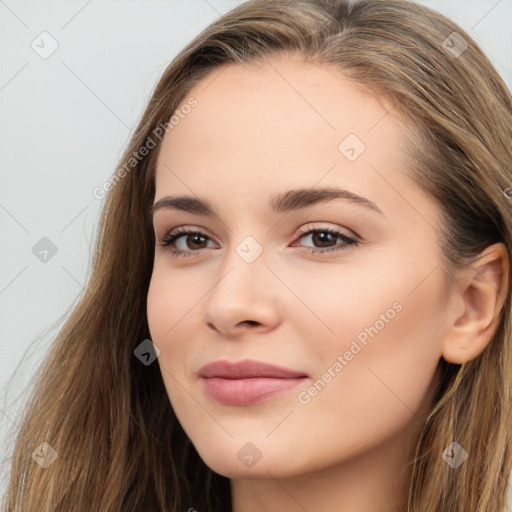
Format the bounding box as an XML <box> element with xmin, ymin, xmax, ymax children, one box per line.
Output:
<box><xmin>442</xmin><ymin>243</ymin><xmax>509</xmax><ymax>364</ymax></box>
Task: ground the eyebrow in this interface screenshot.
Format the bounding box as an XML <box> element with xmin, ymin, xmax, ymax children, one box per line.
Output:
<box><xmin>151</xmin><ymin>186</ymin><xmax>384</xmax><ymax>218</ymax></box>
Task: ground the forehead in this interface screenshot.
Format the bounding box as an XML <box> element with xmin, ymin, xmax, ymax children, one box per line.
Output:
<box><xmin>160</xmin><ymin>57</ymin><xmax>405</xmax><ymax>162</ymax></box>
<box><xmin>153</xmin><ymin>57</ymin><xmax>434</xmax><ymax>228</ymax></box>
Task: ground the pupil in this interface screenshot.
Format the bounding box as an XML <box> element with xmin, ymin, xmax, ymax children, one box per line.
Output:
<box><xmin>314</xmin><ymin>232</ymin><xmax>334</xmax><ymax>247</ymax></box>
<box><xmin>189</xmin><ymin>234</ymin><xmax>205</xmax><ymax>249</ymax></box>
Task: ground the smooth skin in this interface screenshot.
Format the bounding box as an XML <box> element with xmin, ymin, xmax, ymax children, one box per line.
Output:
<box><xmin>147</xmin><ymin>55</ymin><xmax>508</xmax><ymax>512</ymax></box>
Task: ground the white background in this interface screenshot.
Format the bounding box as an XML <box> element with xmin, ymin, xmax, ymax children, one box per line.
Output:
<box><xmin>0</xmin><ymin>0</ymin><xmax>511</xmax><ymax>502</ymax></box>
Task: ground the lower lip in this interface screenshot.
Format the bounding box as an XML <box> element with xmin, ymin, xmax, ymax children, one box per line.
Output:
<box><xmin>201</xmin><ymin>377</ymin><xmax>308</xmax><ymax>406</ymax></box>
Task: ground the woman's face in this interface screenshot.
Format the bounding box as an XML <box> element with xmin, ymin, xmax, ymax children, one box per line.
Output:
<box><xmin>147</xmin><ymin>57</ymin><xmax>451</xmax><ymax>480</ymax></box>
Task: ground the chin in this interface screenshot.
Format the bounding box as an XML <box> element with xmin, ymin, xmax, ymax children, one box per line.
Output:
<box><xmin>189</xmin><ymin>437</ymin><xmax>279</xmax><ymax>478</ymax></box>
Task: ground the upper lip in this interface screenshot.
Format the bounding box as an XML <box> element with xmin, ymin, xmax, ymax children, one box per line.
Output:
<box><xmin>199</xmin><ymin>359</ymin><xmax>309</xmax><ymax>379</ymax></box>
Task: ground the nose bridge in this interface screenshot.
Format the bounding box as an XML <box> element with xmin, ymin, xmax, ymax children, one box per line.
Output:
<box><xmin>213</xmin><ymin>234</ymin><xmax>271</xmax><ymax>299</ymax></box>
<box><xmin>202</xmin><ymin>234</ymin><xmax>280</xmax><ymax>331</ymax></box>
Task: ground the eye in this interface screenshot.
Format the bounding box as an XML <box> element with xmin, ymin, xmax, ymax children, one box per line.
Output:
<box><xmin>157</xmin><ymin>226</ymin><xmax>215</xmax><ymax>258</ymax></box>
<box><xmin>157</xmin><ymin>224</ymin><xmax>359</xmax><ymax>258</ymax></box>
<box><xmin>291</xmin><ymin>225</ymin><xmax>359</xmax><ymax>255</ymax></box>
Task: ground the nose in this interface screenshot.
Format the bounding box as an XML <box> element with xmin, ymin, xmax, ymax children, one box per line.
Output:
<box><xmin>202</xmin><ymin>249</ymin><xmax>281</xmax><ymax>337</ymax></box>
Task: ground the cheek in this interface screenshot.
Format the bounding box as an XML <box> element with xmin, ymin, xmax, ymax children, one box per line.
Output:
<box><xmin>271</xmin><ymin>273</ymin><xmax>446</xmax><ymax>473</ymax></box>
<box><xmin>147</xmin><ymin>274</ymin><xmax>171</xmax><ymax>340</ymax></box>
<box><xmin>297</xmin><ymin>251</ymin><xmax>446</xmax><ymax>407</ymax></box>
<box><xmin>146</xmin><ymin>267</ymin><xmax>199</xmax><ymax>345</ymax></box>
<box><xmin>146</xmin><ymin>274</ymin><xmax>194</xmax><ymax>418</ymax></box>
<box><xmin>146</xmin><ymin>273</ymin><xmax>188</xmax><ymax>391</ymax></box>
<box><xmin>300</xmin><ymin>263</ymin><xmax>446</xmax><ymax>427</ymax></box>
<box><xmin>146</xmin><ymin>270</ymin><xmax>204</xmax><ymax>385</ymax></box>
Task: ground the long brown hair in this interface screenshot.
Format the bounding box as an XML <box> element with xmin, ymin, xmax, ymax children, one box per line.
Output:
<box><xmin>2</xmin><ymin>0</ymin><xmax>512</xmax><ymax>510</ymax></box>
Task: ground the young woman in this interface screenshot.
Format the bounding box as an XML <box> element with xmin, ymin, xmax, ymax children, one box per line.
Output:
<box><xmin>3</xmin><ymin>0</ymin><xmax>512</xmax><ymax>510</ymax></box>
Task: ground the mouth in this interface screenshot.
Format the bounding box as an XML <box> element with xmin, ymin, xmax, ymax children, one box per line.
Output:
<box><xmin>198</xmin><ymin>358</ymin><xmax>310</xmax><ymax>406</ymax></box>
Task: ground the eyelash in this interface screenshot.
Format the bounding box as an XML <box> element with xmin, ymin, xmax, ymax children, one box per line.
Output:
<box><xmin>157</xmin><ymin>225</ymin><xmax>359</xmax><ymax>258</ymax></box>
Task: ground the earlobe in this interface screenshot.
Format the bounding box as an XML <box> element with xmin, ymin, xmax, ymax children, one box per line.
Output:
<box><xmin>441</xmin><ymin>243</ymin><xmax>509</xmax><ymax>365</ymax></box>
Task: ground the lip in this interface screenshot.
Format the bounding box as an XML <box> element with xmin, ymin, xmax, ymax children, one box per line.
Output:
<box><xmin>199</xmin><ymin>359</ymin><xmax>310</xmax><ymax>406</ymax></box>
